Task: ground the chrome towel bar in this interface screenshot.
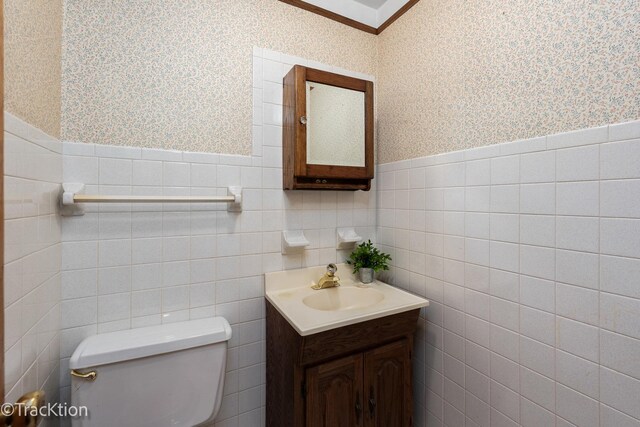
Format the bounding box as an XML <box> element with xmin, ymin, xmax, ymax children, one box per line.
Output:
<box><xmin>71</xmin><ymin>194</ymin><xmax>237</xmax><ymax>203</ymax></box>
<box><xmin>60</xmin><ymin>183</ymin><xmax>242</xmax><ymax>216</ymax></box>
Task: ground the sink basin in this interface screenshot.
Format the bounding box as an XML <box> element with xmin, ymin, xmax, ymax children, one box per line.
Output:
<box><xmin>303</xmin><ymin>287</ymin><xmax>385</xmax><ymax>311</ymax></box>
<box><xmin>265</xmin><ymin>263</ymin><xmax>429</xmax><ymax>336</ymax></box>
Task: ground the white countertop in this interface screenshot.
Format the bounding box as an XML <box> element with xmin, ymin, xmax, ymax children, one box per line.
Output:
<box><xmin>265</xmin><ymin>264</ymin><xmax>429</xmax><ymax>336</ymax></box>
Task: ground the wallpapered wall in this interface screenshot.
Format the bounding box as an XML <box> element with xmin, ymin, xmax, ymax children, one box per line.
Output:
<box><xmin>376</xmin><ymin>0</ymin><xmax>640</xmax><ymax>163</ymax></box>
<box><xmin>4</xmin><ymin>0</ymin><xmax>63</xmax><ymax>138</ymax></box>
<box><xmin>7</xmin><ymin>1</ymin><xmax>640</xmax><ymax>159</ymax></box>
<box><xmin>61</xmin><ymin>0</ymin><xmax>378</xmax><ymax>154</ymax></box>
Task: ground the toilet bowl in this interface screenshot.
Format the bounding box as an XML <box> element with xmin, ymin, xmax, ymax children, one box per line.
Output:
<box><xmin>69</xmin><ymin>317</ymin><xmax>232</xmax><ymax>426</ymax></box>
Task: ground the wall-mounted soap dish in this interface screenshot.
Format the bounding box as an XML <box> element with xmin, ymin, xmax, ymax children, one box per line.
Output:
<box><xmin>282</xmin><ymin>230</ymin><xmax>310</xmax><ymax>254</ymax></box>
<box><xmin>336</xmin><ymin>227</ymin><xmax>362</xmax><ymax>249</ymax></box>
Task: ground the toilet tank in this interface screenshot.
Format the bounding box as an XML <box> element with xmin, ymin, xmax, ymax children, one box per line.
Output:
<box><xmin>69</xmin><ymin>317</ymin><xmax>232</xmax><ymax>427</ymax></box>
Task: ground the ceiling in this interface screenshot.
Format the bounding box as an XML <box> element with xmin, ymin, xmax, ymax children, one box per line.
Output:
<box><xmin>352</xmin><ymin>0</ymin><xmax>390</xmax><ymax>9</ymax></box>
<box><xmin>281</xmin><ymin>0</ymin><xmax>418</xmax><ymax>34</ymax></box>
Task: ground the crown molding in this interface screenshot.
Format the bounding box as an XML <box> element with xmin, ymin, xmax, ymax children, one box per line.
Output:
<box><xmin>278</xmin><ymin>0</ymin><xmax>420</xmax><ymax>35</ymax></box>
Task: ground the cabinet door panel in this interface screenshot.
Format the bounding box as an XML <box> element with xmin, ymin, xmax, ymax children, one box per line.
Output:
<box><xmin>364</xmin><ymin>340</ymin><xmax>411</xmax><ymax>427</ymax></box>
<box><xmin>306</xmin><ymin>353</ymin><xmax>364</xmax><ymax>427</ymax></box>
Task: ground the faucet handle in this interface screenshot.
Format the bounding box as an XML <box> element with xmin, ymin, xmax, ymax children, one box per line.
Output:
<box><xmin>326</xmin><ymin>263</ymin><xmax>337</xmax><ymax>276</ymax></box>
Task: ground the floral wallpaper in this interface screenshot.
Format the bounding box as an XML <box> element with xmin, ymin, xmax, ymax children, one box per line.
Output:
<box><xmin>377</xmin><ymin>0</ymin><xmax>640</xmax><ymax>162</ymax></box>
<box><xmin>61</xmin><ymin>0</ymin><xmax>378</xmax><ymax>154</ymax></box>
<box><xmin>4</xmin><ymin>0</ymin><xmax>63</xmax><ymax>138</ymax></box>
<box><xmin>14</xmin><ymin>1</ymin><xmax>638</xmax><ymax>158</ymax></box>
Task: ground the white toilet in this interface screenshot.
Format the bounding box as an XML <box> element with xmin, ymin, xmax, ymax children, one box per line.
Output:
<box><xmin>69</xmin><ymin>317</ymin><xmax>232</xmax><ymax>426</ymax></box>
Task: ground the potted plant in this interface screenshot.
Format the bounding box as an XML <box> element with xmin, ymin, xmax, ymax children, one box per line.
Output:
<box><xmin>346</xmin><ymin>240</ymin><xmax>392</xmax><ymax>284</ymax></box>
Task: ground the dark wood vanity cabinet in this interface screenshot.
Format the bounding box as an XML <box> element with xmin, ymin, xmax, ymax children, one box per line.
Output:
<box><xmin>266</xmin><ymin>302</ymin><xmax>419</xmax><ymax>427</ymax></box>
<box><xmin>306</xmin><ymin>340</ymin><xmax>411</xmax><ymax>427</ymax></box>
<box><xmin>306</xmin><ymin>353</ymin><xmax>363</xmax><ymax>427</ymax></box>
<box><xmin>282</xmin><ymin>65</ymin><xmax>374</xmax><ymax>191</ymax></box>
<box><xmin>363</xmin><ymin>340</ymin><xmax>412</xmax><ymax>427</ymax></box>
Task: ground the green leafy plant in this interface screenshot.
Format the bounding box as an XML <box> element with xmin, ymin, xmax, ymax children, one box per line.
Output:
<box><xmin>346</xmin><ymin>240</ymin><xmax>392</xmax><ymax>274</ymax></box>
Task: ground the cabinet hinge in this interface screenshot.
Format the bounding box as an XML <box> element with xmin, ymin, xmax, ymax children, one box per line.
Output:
<box><xmin>301</xmin><ymin>381</ymin><xmax>307</xmax><ymax>399</ymax></box>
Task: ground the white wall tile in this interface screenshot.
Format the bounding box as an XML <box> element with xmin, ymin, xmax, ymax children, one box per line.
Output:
<box><xmin>520</xmin><ymin>306</ymin><xmax>555</xmax><ymax>346</ymax></box>
<box><xmin>489</xmin><ymin>214</ymin><xmax>519</xmax><ymax>243</ymax></box>
<box><xmin>490</xmin><ymin>297</ymin><xmax>519</xmax><ymax>332</ymax></box>
<box><xmin>600</xmin><ymin>255</ymin><xmax>640</xmax><ymax>299</ymax></box>
<box><xmin>600</xmin><ymin>367</ymin><xmax>640</xmax><ymax>420</ymax></box>
<box><xmin>132</xmin><ymin>160</ymin><xmax>163</xmax><ymax>186</ymax></box>
<box><xmin>547</xmin><ymin>125</ymin><xmax>607</xmax><ymax>149</ymax></box>
<box><xmin>556</xmin><ymin>216</ymin><xmax>599</xmax><ymax>252</ymax></box>
<box><xmin>491</xmin><ymin>155</ymin><xmax>520</xmax><ymax>185</ymax></box>
<box><xmin>190</xmin><ymin>163</ymin><xmax>217</xmax><ymax>188</ymax></box>
<box><xmin>464</xmin><ymin>213</ymin><xmax>489</xmax><ymax>240</ymax></box>
<box><xmin>489</xmin><ymin>269</ymin><xmax>519</xmax><ymax>303</ymax></box>
<box><xmin>520</xmin><ymin>367</ymin><xmax>555</xmax><ymax>412</ymax></box>
<box><xmin>466</xmin><ymin>160</ymin><xmax>490</xmax><ymax>186</ymax></box>
<box><xmin>491</xmin><ymin>185</ymin><xmax>519</xmax><ymax>213</ymax></box>
<box><xmin>556</xmin><ymin>181</ymin><xmax>599</xmax><ymax>216</ymax></box>
<box><xmin>601</xmin><ymin>218</ymin><xmax>640</xmax><ymax>258</ymax></box>
<box><xmin>520</xmin><ymin>151</ymin><xmax>555</xmax><ymax>183</ymax></box>
<box><xmin>491</xmin><ymin>381</ymin><xmax>520</xmax><ymax>419</ymax></box>
<box><xmin>555</xmin><ymin>383</ymin><xmax>599</xmax><ymax>427</ymax></box>
<box><xmin>556</xmin><ymin>283</ymin><xmax>599</xmax><ymax>325</ymax></box>
<box><xmin>600</xmin><ymin>330</ymin><xmax>640</xmax><ymax>380</ymax></box>
<box><xmin>99</xmin><ymin>158</ymin><xmax>132</xmax><ymax>185</ymax></box>
<box><xmin>556</xmin><ymin>145</ymin><xmax>599</xmax><ymax>182</ymax></box>
<box><xmin>600</xmin><ymin>293</ymin><xmax>640</xmax><ymax>340</ymax></box>
<box><xmin>608</xmin><ymin>120</ymin><xmax>640</xmax><ymax>142</ymax></box>
<box><xmin>519</xmin><ymin>336</ymin><xmax>554</xmax><ymax>378</ymax></box>
<box><xmin>601</xmin><ymin>179</ymin><xmax>640</xmax><ymax>218</ymax></box>
<box><xmin>520</xmin><ymin>215</ymin><xmax>554</xmax><ymax>247</ymax></box>
<box><xmin>60</xmin><ymin>297</ymin><xmax>96</xmax><ymax>329</ymax></box>
<box><xmin>63</xmin><ymin>155</ymin><xmax>99</xmax><ymax>184</ymax></box>
<box><xmin>555</xmin><ymin>250</ymin><xmax>598</xmax><ymax>290</ymax></box>
<box><xmin>601</xmin><ymin>139</ymin><xmax>640</xmax><ymax>179</ymax></box>
<box><xmin>520</xmin><ymin>397</ymin><xmax>555</xmax><ymax>427</ymax></box>
<box><xmin>520</xmin><ymin>245</ymin><xmax>555</xmax><ymax>280</ymax></box>
<box><xmin>62</xmin><ymin>241</ymin><xmax>97</xmax><ymax>270</ymax></box>
<box><xmin>600</xmin><ymin>404</ymin><xmax>640</xmax><ymax>427</ymax></box>
<box><xmin>490</xmin><ymin>241</ymin><xmax>519</xmax><ymax>273</ymax></box>
<box><xmin>520</xmin><ymin>183</ymin><xmax>555</xmax><ymax>215</ymax></box>
<box><xmin>556</xmin><ymin>317</ymin><xmax>599</xmax><ymax>363</ymax></box>
<box><xmin>465</xmin><ymin>186</ymin><xmax>490</xmax><ymax>212</ymax></box>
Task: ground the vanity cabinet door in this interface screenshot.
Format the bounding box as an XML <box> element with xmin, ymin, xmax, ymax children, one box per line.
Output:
<box><xmin>364</xmin><ymin>340</ymin><xmax>411</xmax><ymax>427</ymax></box>
<box><xmin>306</xmin><ymin>353</ymin><xmax>364</xmax><ymax>427</ymax></box>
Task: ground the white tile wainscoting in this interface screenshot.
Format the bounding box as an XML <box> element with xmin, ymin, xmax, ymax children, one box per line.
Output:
<box><xmin>3</xmin><ymin>112</ymin><xmax>62</xmax><ymax>427</ymax></box>
<box><xmin>57</xmin><ymin>48</ymin><xmax>376</xmax><ymax>426</ymax></box>
<box><xmin>376</xmin><ymin>119</ymin><xmax>640</xmax><ymax>427</ymax></box>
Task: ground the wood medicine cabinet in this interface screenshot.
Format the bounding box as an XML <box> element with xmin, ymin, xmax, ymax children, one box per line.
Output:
<box><xmin>283</xmin><ymin>65</ymin><xmax>374</xmax><ymax>191</ymax></box>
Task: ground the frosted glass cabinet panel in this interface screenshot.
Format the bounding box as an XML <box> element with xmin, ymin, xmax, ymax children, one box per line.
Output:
<box><xmin>305</xmin><ymin>82</ymin><xmax>365</xmax><ymax>168</ymax></box>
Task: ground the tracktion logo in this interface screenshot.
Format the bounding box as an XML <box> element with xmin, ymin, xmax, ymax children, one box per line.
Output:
<box><xmin>1</xmin><ymin>402</ymin><xmax>89</xmax><ymax>418</ymax></box>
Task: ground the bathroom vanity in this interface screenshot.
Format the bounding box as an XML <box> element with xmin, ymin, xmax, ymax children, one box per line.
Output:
<box><xmin>265</xmin><ymin>265</ymin><xmax>429</xmax><ymax>427</ymax></box>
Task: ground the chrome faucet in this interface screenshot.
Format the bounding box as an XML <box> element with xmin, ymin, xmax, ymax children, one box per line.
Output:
<box><xmin>312</xmin><ymin>264</ymin><xmax>340</xmax><ymax>290</ymax></box>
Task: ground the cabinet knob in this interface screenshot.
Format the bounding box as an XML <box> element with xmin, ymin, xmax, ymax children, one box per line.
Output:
<box><xmin>355</xmin><ymin>391</ymin><xmax>362</xmax><ymax>423</ymax></box>
<box><xmin>368</xmin><ymin>386</ymin><xmax>376</xmax><ymax>418</ymax></box>
<box><xmin>300</xmin><ymin>116</ymin><xmax>307</xmax><ymax>125</ymax></box>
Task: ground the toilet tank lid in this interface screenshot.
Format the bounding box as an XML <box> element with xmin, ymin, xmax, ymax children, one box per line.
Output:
<box><xmin>69</xmin><ymin>317</ymin><xmax>232</xmax><ymax>370</ymax></box>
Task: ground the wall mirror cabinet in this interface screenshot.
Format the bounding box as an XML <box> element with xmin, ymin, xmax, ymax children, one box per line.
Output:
<box><xmin>283</xmin><ymin>65</ymin><xmax>374</xmax><ymax>191</ymax></box>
